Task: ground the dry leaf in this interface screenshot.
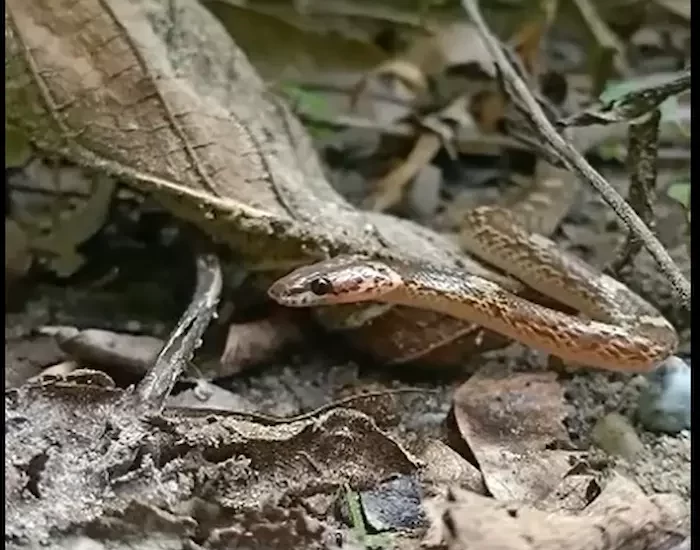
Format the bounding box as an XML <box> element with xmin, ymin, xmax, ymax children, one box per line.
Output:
<box><xmin>6</xmin><ymin>0</ymin><xmax>489</xmax><ymax>282</ymax></box>
<box><xmin>219</xmin><ymin>310</ymin><xmax>305</xmax><ymax>375</ymax></box>
<box><xmin>366</xmin><ymin>132</ymin><xmax>442</xmax><ymax>212</ymax></box>
<box><xmin>7</xmin><ymin>377</ymin><xmax>419</xmax><ymax>545</ymax></box>
<box><xmin>451</xmin><ymin>369</ymin><xmax>573</xmax><ymax>502</ymax></box>
<box><xmin>418</xmin><ymin>440</ymin><xmax>486</xmax><ymax>495</ymax></box>
<box><xmin>509</xmin><ymin>0</ymin><xmax>557</xmax><ymax>78</ymax></box>
<box><xmin>570</xmin><ymin>0</ymin><xmax>632</xmax><ymax>76</ymax></box>
<box><xmin>54</xmin><ymin>327</ymin><xmax>164</xmax><ymax>378</ymax></box>
<box><xmin>205</xmin><ymin>1</ymin><xmax>385</xmax><ymax>80</ymax></box>
<box><xmin>350</xmin><ymin>59</ymin><xmax>429</xmax><ymax>110</ymax></box>
<box><xmin>470</xmin><ymin>90</ymin><xmax>508</xmax><ymax>133</ymax></box>
<box><xmin>8</xmin><ymin>161</ymin><xmax>115</xmax><ymax>278</ymax></box>
<box><xmin>5</xmin><ymin>333</ymin><xmax>66</xmax><ymax>388</ymax></box>
<box><xmin>423</xmin><ymin>475</ymin><xmax>688</xmax><ymax>550</ymax></box>
<box><xmin>652</xmin><ymin>0</ymin><xmax>691</xmax><ymax>20</ymax></box>
<box><xmin>403</xmin><ymin>22</ymin><xmax>495</xmax><ymax>79</ymax></box>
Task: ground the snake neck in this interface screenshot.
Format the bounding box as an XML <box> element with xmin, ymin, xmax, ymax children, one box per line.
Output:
<box><xmin>384</xmin><ymin>262</ymin><xmax>495</xmax><ymax>314</ymax></box>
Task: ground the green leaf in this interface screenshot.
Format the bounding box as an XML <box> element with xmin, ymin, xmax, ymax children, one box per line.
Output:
<box><xmin>342</xmin><ymin>484</ymin><xmax>391</xmax><ymax>550</ymax></box>
<box><xmin>561</xmin><ymin>70</ymin><xmax>690</xmax><ymax>128</ymax></box>
<box><xmin>5</xmin><ymin>125</ymin><xmax>32</xmax><ymax>168</ymax></box>
<box><xmin>666</xmin><ymin>181</ymin><xmax>690</xmax><ymax>222</ymax></box>
<box><xmin>666</xmin><ymin>182</ymin><xmax>690</xmax><ymax>207</ymax></box>
<box><xmin>600</xmin><ymin>73</ymin><xmax>686</xmax><ymax>123</ymax></box>
<box><xmin>280</xmin><ymin>85</ymin><xmax>331</xmax><ymax>118</ymax></box>
<box><xmin>279</xmin><ymin>85</ymin><xmax>334</xmax><ymax>140</ymax></box>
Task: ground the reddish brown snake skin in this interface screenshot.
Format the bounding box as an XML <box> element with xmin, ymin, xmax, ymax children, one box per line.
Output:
<box><xmin>268</xmin><ymin>206</ymin><xmax>678</xmax><ymax>373</ymax></box>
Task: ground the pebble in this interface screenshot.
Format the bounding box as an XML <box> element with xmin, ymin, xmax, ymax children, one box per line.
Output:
<box><xmin>359</xmin><ymin>475</ymin><xmax>425</xmax><ymax>531</ymax></box>
<box><xmin>336</xmin><ymin>475</ymin><xmax>426</xmax><ymax>533</ymax></box>
<box><xmin>591</xmin><ymin>412</ymin><xmax>645</xmax><ymax>462</ymax></box>
<box><xmin>637</xmin><ymin>356</ymin><xmax>691</xmax><ymax>434</ymax></box>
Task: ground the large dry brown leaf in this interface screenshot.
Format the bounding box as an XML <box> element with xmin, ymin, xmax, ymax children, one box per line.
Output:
<box><xmin>5</xmin><ymin>0</ymin><xmax>488</xmax><ymax>278</ymax></box>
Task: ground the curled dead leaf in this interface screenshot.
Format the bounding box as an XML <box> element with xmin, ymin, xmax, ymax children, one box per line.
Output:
<box><xmin>7</xmin><ymin>375</ymin><xmax>419</xmax><ymax>545</ymax></box>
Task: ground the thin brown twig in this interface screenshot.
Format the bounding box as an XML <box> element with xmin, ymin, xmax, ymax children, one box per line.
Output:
<box><xmin>459</xmin><ymin>0</ymin><xmax>691</xmax><ymax>312</ymax></box>
<box><xmin>608</xmin><ymin>109</ymin><xmax>661</xmax><ymax>274</ymax></box>
<box><xmin>164</xmin><ymin>387</ymin><xmax>441</xmax><ymax>425</ymax></box>
<box><xmin>569</xmin><ymin>0</ymin><xmax>632</xmax><ymax>77</ymax></box>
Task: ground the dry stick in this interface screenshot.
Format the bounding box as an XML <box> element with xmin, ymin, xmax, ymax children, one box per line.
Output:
<box><xmin>135</xmin><ymin>251</ymin><xmax>222</xmax><ymax>411</ymax></box>
<box><xmin>165</xmin><ymin>388</ymin><xmax>441</xmax><ymax>425</ymax></box>
<box><xmin>570</xmin><ymin>0</ymin><xmax>632</xmax><ymax>77</ymax></box>
<box><xmin>459</xmin><ymin>0</ymin><xmax>691</xmax><ymax>312</ymax></box>
<box><xmin>608</xmin><ymin>109</ymin><xmax>661</xmax><ymax>274</ymax></box>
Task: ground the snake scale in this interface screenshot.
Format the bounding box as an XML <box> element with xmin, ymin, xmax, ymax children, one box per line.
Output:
<box><xmin>268</xmin><ymin>162</ymin><xmax>678</xmax><ymax>373</ymax></box>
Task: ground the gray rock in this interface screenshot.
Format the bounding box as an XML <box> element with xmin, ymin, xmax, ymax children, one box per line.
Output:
<box><xmin>637</xmin><ymin>356</ymin><xmax>691</xmax><ymax>434</ymax></box>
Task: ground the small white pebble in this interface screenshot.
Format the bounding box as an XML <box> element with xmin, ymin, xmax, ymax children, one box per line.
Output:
<box><xmin>637</xmin><ymin>356</ymin><xmax>691</xmax><ymax>434</ymax></box>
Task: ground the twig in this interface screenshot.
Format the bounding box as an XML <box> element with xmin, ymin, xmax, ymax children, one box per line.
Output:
<box><xmin>608</xmin><ymin>109</ymin><xmax>661</xmax><ymax>274</ymax></box>
<box><xmin>135</xmin><ymin>250</ymin><xmax>222</xmax><ymax>411</ymax></box>
<box><xmin>165</xmin><ymin>388</ymin><xmax>440</xmax><ymax>425</ymax></box>
<box><xmin>570</xmin><ymin>0</ymin><xmax>632</xmax><ymax>77</ymax></box>
<box><xmin>459</xmin><ymin>0</ymin><xmax>691</xmax><ymax>312</ymax></box>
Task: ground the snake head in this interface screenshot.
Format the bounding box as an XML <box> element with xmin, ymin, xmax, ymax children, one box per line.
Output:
<box><xmin>268</xmin><ymin>255</ymin><xmax>402</xmax><ymax>307</ymax></box>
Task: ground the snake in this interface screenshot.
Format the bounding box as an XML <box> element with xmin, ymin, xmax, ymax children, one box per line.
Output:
<box><xmin>268</xmin><ymin>203</ymin><xmax>678</xmax><ymax>373</ymax></box>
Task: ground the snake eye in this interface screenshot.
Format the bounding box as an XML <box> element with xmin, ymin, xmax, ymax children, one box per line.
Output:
<box><xmin>309</xmin><ymin>277</ymin><xmax>334</xmax><ymax>296</ymax></box>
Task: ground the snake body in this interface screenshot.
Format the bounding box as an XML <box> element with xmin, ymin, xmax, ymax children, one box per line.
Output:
<box><xmin>306</xmin><ymin>160</ymin><xmax>586</xmax><ymax>366</ymax></box>
<box><xmin>269</xmin><ymin>205</ymin><xmax>678</xmax><ymax>373</ymax></box>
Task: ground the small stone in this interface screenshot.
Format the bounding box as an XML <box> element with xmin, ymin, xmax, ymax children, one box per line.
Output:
<box><xmin>591</xmin><ymin>412</ymin><xmax>644</xmax><ymax>462</ymax></box>
<box><xmin>359</xmin><ymin>475</ymin><xmax>426</xmax><ymax>532</ymax></box>
<box><xmin>637</xmin><ymin>356</ymin><xmax>691</xmax><ymax>434</ymax></box>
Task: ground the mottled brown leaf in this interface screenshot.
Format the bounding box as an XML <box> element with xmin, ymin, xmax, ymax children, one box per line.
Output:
<box><xmin>6</xmin><ymin>377</ymin><xmax>419</xmax><ymax>545</ymax></box>
<box><xmin>5</xmin><ymin>0</ymin><xmax>483</xmax><ymax>275</ymax></box>
<box><xmin>451</xmin><ymin>368</ymin><xmax>573</xmax><ymax>502</ymax></box>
